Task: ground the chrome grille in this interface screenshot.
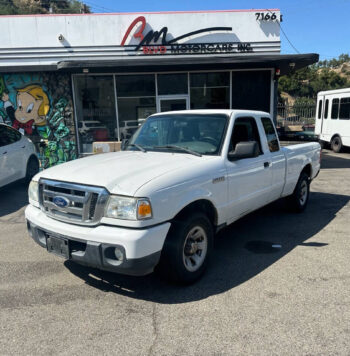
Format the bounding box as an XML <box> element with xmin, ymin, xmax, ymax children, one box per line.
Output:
<box><xmin>39</xmin><ymin>179</ymin><xmax>109</xmax><ymax>226</ymax></box>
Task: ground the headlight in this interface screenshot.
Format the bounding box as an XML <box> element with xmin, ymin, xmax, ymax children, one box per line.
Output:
<box><xmin>105</xmin><ymin>195</ymin><xmax>152</xmax><ymax>220</ymax></box>
<box><xmin>28</xmin><ymin>180</ymin><xmax>39</xmax><ymax>203</ymax></box>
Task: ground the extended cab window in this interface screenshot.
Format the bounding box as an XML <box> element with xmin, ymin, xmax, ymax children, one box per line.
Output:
<box><xmin>229</xmin><ymin>117</ymin><xmax>262</xmax><ymax>154</ymax></box>
<box><xmin>261</xmin><ymin>117</ymin><xmax>279</xmax><ymax>152</ymax></box>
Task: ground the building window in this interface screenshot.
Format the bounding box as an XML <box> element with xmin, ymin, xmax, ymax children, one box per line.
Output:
<box><xmin>116</xmin><ymin>74</ymin><xmax>156</xmax><ymax>140</ymax></box>
<box><xmin>157</xmin><ymin>73</ymin><xmax>188</xmax><ymax>95</ymax></box>
<box><xmin>190</xmin><ymin>72</ymin><xmax>230</xmax><ymax>109</ymax></box>
<box><xmin>73</xmin><ymin>75</ymin><xmax>116</xmax><ymax>153</ymax></box>
<box><xmin>231</xmin><ymin>71</ymin><xmax>271</xmax><ymax>113</ymax></box>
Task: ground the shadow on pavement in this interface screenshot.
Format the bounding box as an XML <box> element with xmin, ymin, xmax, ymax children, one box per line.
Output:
<box><xmin>321</xmin><ymin>150</ymin><xmax>350</xmax><ymax>169</ymax></box>
<box><xmin>65</xmin><ymin>191</ymin><xmax>349</xmax><ymax>304</ymax></box>
<box><xmin>0</xmin><ymin>180</ymin><xmax>28</xmax><ymax>217</ymax></box>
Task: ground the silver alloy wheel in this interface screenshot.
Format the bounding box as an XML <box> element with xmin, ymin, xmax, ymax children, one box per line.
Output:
<box><xmin>299</xmin><ymin>180</ymin><xmax>308</xmax><ymax>205</ymax></box>
<box><xmin>182</xmin><ymin>226</ymin><xmax>208</xmax><ymax>272</ymax></box>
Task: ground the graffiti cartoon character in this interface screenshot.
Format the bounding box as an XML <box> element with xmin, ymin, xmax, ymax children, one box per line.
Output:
<box><xmin>13</xmin><ymin>85</ymin><xmax>50</xmax><ymax>135</ymax></box>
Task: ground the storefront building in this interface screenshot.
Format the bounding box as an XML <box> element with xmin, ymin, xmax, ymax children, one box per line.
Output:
<box><xmin>0</xmin><ymin>9</ymin><xmax>318</xmax><ymax>167</ymax></box>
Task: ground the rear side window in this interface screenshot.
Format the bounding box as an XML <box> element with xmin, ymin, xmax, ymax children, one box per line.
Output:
<box><xmin>339</xmin><ymin>97</ymin><xmax>350</xmax><ymax>120</ymax></box>
<box><xmin>261</xmin><ymin>117</ymin><xmax>280</xmax><ymax>152</ymax></box>
<box><xmin>331</xmin><ymin>98</ymin><xmax>339</xmax><ymax>119</ymax></box>
<box><xmin>317</xmin><ymin>99</ymin><xmax>323</xmax><ymax>119</ymax></box>
<box><xmin>230</xmin><ymin>116</ymin><xmax>262</xmax><ymax>154</ymax></box>
<box><xmin>324</xmin><ymin>99</ymin><xmax>329</xmax><ymax>119</ymax></box>
<box><xmin>0</xmin><ymin>125</ymin><xmax>21</xmax><ymax>147</ymax></box>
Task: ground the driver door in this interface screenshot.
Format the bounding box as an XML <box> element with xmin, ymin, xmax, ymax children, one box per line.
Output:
<box><xmin>225</xmin><ymin>116</ymin><xmax>272</xmax><ymax>223</ymax></box>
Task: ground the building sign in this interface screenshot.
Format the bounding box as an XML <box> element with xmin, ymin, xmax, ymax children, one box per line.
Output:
<box><xmin>121</xmin><ymin>16</ymin><xmax>253</xmax><ymax>55</ymax></box>
<box><xmin>0</xmin><ymin>10</ymin><xmax>281</xmax><ymax>68</ymax></box>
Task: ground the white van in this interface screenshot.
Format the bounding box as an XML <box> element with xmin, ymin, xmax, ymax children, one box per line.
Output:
<box><xmin>315</xmin><ymin>88</ymin><xmax>350</xmax><ymax>152</ymax></box>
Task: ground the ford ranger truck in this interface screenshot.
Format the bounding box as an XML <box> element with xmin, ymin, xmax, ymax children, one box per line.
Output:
<box><xmin>26</xmin><ymin>110</ymin><xmax>321</xmax><ymax>283</ymax></box>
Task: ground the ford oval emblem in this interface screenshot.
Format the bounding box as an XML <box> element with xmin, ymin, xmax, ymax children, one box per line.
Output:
<box><xmin>53</xmin><ymin>196</ymin><xmax>70</xmax><ymax>208</ymax></box>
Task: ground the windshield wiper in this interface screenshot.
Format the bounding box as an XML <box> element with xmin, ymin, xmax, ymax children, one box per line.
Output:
<box><xmin>128</xmin><ymin>143</ymin><xmax>147</xmax><ymax>152</ymax></box>
<box><xmin>154</xmin><ymin>145</ymin><xmax>202</xmax><ymax>157</ymax></box>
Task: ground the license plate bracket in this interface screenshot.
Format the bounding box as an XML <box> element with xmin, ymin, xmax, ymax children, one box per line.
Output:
<box><xmin>46</xmin><ymin>235</ymin><xmax>69</xmax><ymax>259</ymax></box>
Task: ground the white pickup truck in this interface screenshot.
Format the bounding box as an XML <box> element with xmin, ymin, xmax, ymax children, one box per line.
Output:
<box><xmin>26</xmin><ymin>110</ymin><xmax>321</xmax><ymax>283</ymax></box>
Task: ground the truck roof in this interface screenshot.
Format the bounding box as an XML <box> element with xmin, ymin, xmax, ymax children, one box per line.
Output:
<box><xmin>150</xmin><ymin>109</ymin><xmax>271</xmax><ymax>117</ymax></box>
<box><xmin>317</xmin><ymin>87</ymin><xmax>350</xmax><ymax>96</ymax></box>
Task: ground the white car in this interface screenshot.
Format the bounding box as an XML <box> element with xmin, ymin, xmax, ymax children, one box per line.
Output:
<box><xmin>78</xmin><ymin>120</ymin><xmax>107</xmax><ymax>135</ymax></box>
<box><xmin>25</xmin><ymin>110</ymin><xmax>321</xmax><ymax>283</ymax></box>
<box><xmin>0</xmin><ymin>124</ymin><xmax>39</xmax><ymax>188</ymax></box>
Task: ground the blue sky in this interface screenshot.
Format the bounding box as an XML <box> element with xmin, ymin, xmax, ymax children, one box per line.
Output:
<box><xmin>84</xmin><ymin>0</ymin><xmax>350</xmax><ymax>60</ymax></box>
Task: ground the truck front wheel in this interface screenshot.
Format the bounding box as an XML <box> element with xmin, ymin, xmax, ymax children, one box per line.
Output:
<box><xmin>158</xmin><ymin>213</ymin><xmax>213</xmax><ymax>284</ymax></box>
<box><xmin>286</xmin><ymin>172</ymin><xmax>310</xmax><ymax>213</ymax></box>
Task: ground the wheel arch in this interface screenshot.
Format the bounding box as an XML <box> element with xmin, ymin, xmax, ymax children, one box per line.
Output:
<box><xmin>172</xmin><ymin>199</ymin><xmax>218</xmax><ymax>228</ymax></box>
<box><xmin>301</xmin><ymin>163</ymin><xmax>312</xmax><ymax>179</ymax></box>
<box><xmin>27</xmin><ymin>153</ymin><xmax>39</xmax><ymax>167</ymax></box>
<box><xmin>331</xmin><ymin>133</ymin><xmax>341</xmax><ymax>141</ymax></box>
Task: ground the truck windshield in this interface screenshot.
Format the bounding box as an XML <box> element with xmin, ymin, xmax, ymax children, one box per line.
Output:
<box><xmin>127</xmin><ymin>113</ymin><xmax>228</xmax><ymax>155</ymax></box>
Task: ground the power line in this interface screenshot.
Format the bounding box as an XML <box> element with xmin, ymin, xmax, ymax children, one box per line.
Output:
<box><xmin>263</xmin><ymin>8</ymin><xmax>300</xmax><ymax>54</ymax></box>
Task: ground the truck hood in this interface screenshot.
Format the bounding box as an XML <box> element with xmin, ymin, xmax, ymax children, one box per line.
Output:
<box><xmin>36</xmin><ymin>151</ymin><xmax>209</xmax><ymax>196</ymax></box>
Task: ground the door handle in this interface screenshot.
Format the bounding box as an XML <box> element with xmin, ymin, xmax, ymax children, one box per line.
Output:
<box><xmin>21</xmin><ymin>145</ymin><xmax>26</xmax><ymax>148</ymax></box>
<box><xmin>264</xmin><ymin>162</ymin><xmax>270</xmax><ymax>168</ymax></box>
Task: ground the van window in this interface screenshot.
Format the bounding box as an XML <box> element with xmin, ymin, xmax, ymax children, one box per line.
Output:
<box><xmin>261</xmin><ymin>117</ymin><xmax>279</xmax><ymax>152</ymax></box>
<box><xmin>339</xmin><ymin>97</ymin><xmax>350</xmax><ymax>120</ymax></box>
<box><xmin>331</xmin><ymin>98</ymin><xmax>339</xmax><ymax>119</ymax></box>
<box><xmin>324</xmin><ymin>99</ymin><xmax>329</xmax><ymax>119</ymax></box>
<box><xmin>317</xmin><ymin>99</ymin><xmax>323</xmax><ymax>119</ymax></box>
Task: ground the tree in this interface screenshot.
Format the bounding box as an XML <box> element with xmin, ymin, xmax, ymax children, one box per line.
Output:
<box><xmin>279</xmin><ymin>53</ymin><xmax>350</xmax><ymax>101</ymax></box>
<box><xmin>0</xmin><ymin>0</ymin><xmax>91</xmax><ymax>15</ymax></box>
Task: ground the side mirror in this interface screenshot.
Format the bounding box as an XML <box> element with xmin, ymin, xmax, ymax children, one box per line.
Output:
<box><xmin>121</xmin><ymin>139</ymin><xmax>129</xmax><ymax>151</ymax></box>
<box><xmin>228</xmin><ymin>141</ymin><xmax>259</xmax><ymax>161</ymax></box>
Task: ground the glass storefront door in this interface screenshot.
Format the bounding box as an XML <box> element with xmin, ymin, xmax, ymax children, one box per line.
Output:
<box><xmin>158</xmin><ymin>96</ymin><xmax>189</xmax><ymax>112</ymax></box>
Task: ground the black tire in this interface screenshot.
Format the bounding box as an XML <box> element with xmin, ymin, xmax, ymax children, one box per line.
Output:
<box><xmin>157</xmin><ymin>212</ymin><xmax>213</xmax><ymax>284</ymax></box>
<box><xmin>286</xmin><ymin>172</ymin><xmax>310</xmax><ymax>213</ymax></box>
<box><xmin>318</xmin><ymin>140</ymin><xmax>327</xmax><ymax>149</ymax></box>
<box><xmin>331</xmin><ymin>136</ymin><xmax>342</xmax><ymax>153</ymax></box>
<box><xmin>25</xmin><ymin>156</ymin><xmax>39</xmax><ymax>183</ymax></box>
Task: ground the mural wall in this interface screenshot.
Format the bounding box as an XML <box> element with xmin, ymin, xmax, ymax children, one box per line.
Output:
<box><xmin>0</xmin><ymin>72</ymin><xmax>76</xmax><ymax>168</ymax></box>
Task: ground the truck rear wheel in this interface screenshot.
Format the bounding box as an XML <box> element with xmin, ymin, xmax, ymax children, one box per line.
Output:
<box><xmin>286</xmin><ymin>172</ymin><xmax>310</xmax><ymax>213</ymax></box>
<box><xmin>331</xmin><ymin>136</ymin><xmax>342</xmax><ymax>153</ymax></box>
<box><xmin>158</xmin><ymin>213</ymin><xmax>213</xmax><ymax>284</ymax></box>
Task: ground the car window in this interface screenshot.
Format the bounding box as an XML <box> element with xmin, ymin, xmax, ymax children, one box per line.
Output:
<box><xmin>0</xmin><ymin>125</ymin><xmax>21</xmax><ymax>147</ymax></box>
<box><xmin>261</xmin><ymin>117</ymin><xmax>280</xmax><ymax>152</ymax></box>
<box><xmin>229</xmin><ymin>117</ymin><xmax>262</xmax><ymax>154</ymax></box>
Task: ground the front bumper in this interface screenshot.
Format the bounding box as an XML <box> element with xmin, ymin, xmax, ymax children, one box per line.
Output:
<box><xmin>25</xmin><ymin>204</ymin><xmax>171</xmax><ymax>276</ymax></box>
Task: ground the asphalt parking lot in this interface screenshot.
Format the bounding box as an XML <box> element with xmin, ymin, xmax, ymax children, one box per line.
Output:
<box><xmin>1</xmin><ymin>149</ymin><xmax>349</xmax><ymax>356</ymax></box>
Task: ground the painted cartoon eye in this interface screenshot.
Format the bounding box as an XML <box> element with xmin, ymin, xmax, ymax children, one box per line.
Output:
<box><xmin>27</xmin><ymin>102</ymin><xmax>34</xmax><ymax>113</ymax></box>
<box><xmin>18</xmin><ymin>99</ymin><xmax>22</xmax><ymax>110</ymax></box>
